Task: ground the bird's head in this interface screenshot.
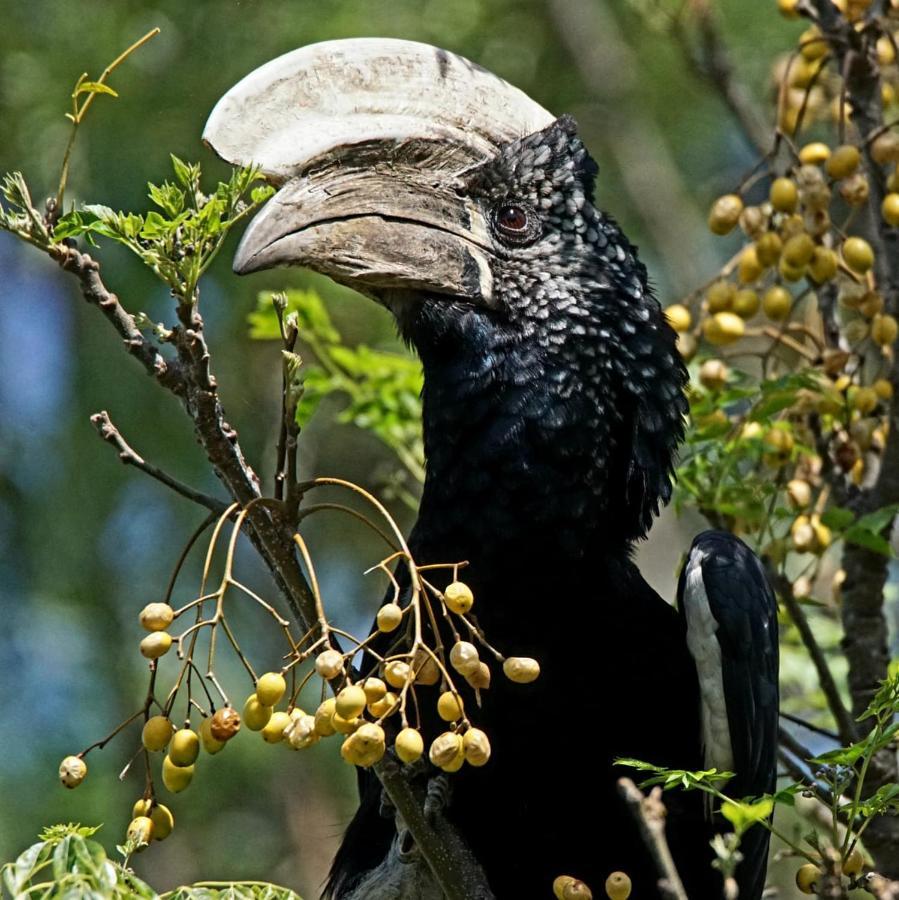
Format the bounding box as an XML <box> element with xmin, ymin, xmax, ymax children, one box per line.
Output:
<box><xmin>205</xmin><ymin>39</ymin><xmax>687</xmax><ymax>546</ymax></box>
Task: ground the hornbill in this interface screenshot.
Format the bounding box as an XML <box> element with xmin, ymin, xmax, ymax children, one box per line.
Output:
<box><xmin>204</xmin><ymin>39</ymin><xmax>779</xmax><ymax>899</ymax></box>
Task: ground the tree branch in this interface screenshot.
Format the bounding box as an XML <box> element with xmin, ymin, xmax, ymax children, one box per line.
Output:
<box><xmin>617</xmin><ymin>778</ymin><xmax>689</xmax><ymax>900</ymax></box>
<box><xmin>90</xmin><ymin>410</ymin><xmax>228</xmax><ymax>514</ymax></box>
<box><xmin>671</xmin><ymin>0</ymin><xmax>771</xmax><ymax>156</ymax></box>
<box><xmin>764</xmin><ymin>560</ymin><xmax>858</xmax><ymax>744</ymax></box>
<box><xmin>799</xmin><ymin>4</ymin><xmax>899</xmax><ymax>874</ymax></box>
<box><xmin>44</xmin><ymin>242</ymin><xmax>494</xmax><ymax>899</ymax></box>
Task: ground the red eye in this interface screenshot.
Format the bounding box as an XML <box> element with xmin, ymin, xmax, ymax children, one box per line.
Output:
<box><xmin>493</xmin><ymin>202</ymin><xmax>539</xmax><ymax>244</ymax></box>
<box><xmin>497</xmin><ymin>205</ymin><xmax>528</xmax><ymax>232</ymax></box>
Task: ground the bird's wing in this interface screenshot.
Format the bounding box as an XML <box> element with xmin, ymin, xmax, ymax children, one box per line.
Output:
<box><xmin>677</xmin><ymin>529</ymin><xmax>779</xmax><ymax>900</ymax></box>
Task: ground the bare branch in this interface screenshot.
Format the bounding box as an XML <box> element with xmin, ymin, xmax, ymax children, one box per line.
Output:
<box><xmin>90</xmin><ymin>410</ymin><xmax>228</xmax><ymax>514</ymax></box>
<box><xmin>617</xmin><ymin>778</ymin><xmax>689</xmax><ymax>900</ymax></box>
<box><xmin>764</xmin><ymin>560</ymin><xmax>858</xmax><ymax>744</ymax></box>
<box><xmin>672</xmin><ymin>0</ymin><xmax>771</xmax><ymax>156</ymax></box>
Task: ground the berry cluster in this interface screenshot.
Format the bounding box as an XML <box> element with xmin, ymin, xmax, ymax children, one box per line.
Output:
<box><xmin>56</xmin><ymin>488</ymin><xmax>540</xmax><ymax>854</ymax></box>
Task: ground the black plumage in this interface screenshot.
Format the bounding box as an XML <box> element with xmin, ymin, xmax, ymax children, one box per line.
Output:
<box><xmin>323</xmin><ymin>119</ymin><xmax>777</xmax><ymax>899</ymax></box>
<box><xmin>208</xmin><ymin>42</ymin><xmax>780</xmax><ymax>900</ymax></box>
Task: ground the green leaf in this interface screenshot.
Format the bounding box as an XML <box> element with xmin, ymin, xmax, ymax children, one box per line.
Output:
<box><xmin>821</xmin><ymin>506</ymin><xmax>855</xmax><ymax>530</ymax></box>
<box><xmin>843</xmin><ymin>525</ymin><xmax>893</xmax><ymax>557</ymax></box>
<box><xmin>721</xmin><ymin>798</ymin><xmax>774</xmax><ymax>836</ymax></box>
<box><xmin>75</xmin><ymin>80</ymin><xmax>119</xmax><ymax>98</ymax></box>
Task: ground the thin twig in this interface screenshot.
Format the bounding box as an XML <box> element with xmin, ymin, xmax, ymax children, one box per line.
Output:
<box><xmin>617</xmin><ymin>778</ymin><xmax>689</xmax><ymax>900</ymax></box>
<box><xmin>90</xmin><ymin>411</ymin><xmax>227</xmax><ymax>513</ymax></box>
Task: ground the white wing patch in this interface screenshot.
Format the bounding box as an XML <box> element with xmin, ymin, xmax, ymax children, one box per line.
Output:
<box><xmin>683</xmin><ymin>548</ymin><xmax>734</xmax><ymax>808</ymax></box>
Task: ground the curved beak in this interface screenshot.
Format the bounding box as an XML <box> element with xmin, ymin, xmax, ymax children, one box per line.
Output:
<box><xmin>203</xmin><ymin>38</ymin><xmax>553</xmax><ymax>304</ymax></box>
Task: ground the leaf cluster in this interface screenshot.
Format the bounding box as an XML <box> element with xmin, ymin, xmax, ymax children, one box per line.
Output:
<box><xmin>250</xmin><ymin>289</ymin><xmax>425</xmax><ymax>487</ymax></box>
<box><xmin>1</xmin><ymin>824</ymin><xmax>304</xmax><ymax>900</ymax></box>
<box><xmin>52</xmin><ymin>157</ymin><xmax>273</xmax><ymax>302</ymax></box>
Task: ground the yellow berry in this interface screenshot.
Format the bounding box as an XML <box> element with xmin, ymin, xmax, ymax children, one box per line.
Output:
<box><xmin>738</xmin><ymin>245</ymin><xmax>763</xmax><ymax>283</ymax></box>
<box><xmin>732</xmin><ymin>289</ymin><xmax>760</xmax><ymax>319</ymax></box>
<box><xmin>132</xmin><ymin>798</ymin><xmax>152</xmax><ymax>819</ymax></box>
<box><xmin>843</xmin><ymin>845</ymin><xmax>866</xmax><ymax>876</ymax></box>
<box><xmin>199</xmin><ymin>716</ymin><xmax>226</xmax><ymax>754</ymax></box>
<box><xmin>340</xmin><ymin>722</ymin><xmax>386</xmax><ymax>767</ymax></box>
<box><xmin>449</xmin><ymin>641</ymin><xmax>481</xmax><ymax>676</ymax></box>
<box><xmin>315</xmin><ymin>649</ymin><xmax>344</xmax><ymax>680</ymax></box>
<box><xmin>384</xmin><ymin>660</ymin><xmax>412</xmax><ymax>689</ymax></box>
<box><xmin>336</xmin><ymin>685</ymin><xmax>367</xmax><ymax>720</ymax></box>
<box><xmin>444</xmin><ymin>581</ymin><xmax>474</xmax><ymax>615</ymax></box>
<box><xmin>169</xmin><ymin>728</ymin><xmax>200</xmax><ymax>767</ymax></box>
<box><xmin>796</xmin><ymin>863</ymin><xmax>821</xmax><ymax>894</ymax></box>
<box><xmin>799</xmin><ymin>27</ymin><xmax>827</xmax><ymax>61</ymax></box>
<box><xmin>437</xmin><ymin>690</ymin><xmax>465</xmax><ymax>722</ymax></box>
<box><xmin>763</xmin><ymin>286</ymin><xmax>792</xmax><ymax>321</ymax></box>
<box><xmin>778</xmin><ymin>0</ymin><xmax>800</xmax><ymax>17</ymax></box>
<box><xmin>255</xmin><ymin>672</ymin><xmax>286</xmax><ymax>707</ymax></box>
<box><xmin>699</xmin><ymin>359</ymin><xmax>730</xmax><ymax>391</ymax></box>
<box><xmin>605</xmin><ymin>872</ymin><xmax>631</xmax><ymax>900</ymax></box>
<box><xmin>764</xmin><ymin>428</ymin><xmax>795</xmax><ymax>465</ymax></box>
<box><xmin>850</xmin><ymin>386</ymin><xmax>879</xmax><ymax>414</ymax></box>
<box><xmin>882</xmin><ymin>193</ymin><xmax>899</xmax><ymax>226</ymax></box>
<box><xmin>209</xmin><ymin>706</ymin><xmax>241</xmax><ymax>742</ymax></box>
<box><xmin>59</xmin><ymin>755</ymin><xmax>87</xmax><ymax>789</ymax></box>
<box><xmin>664</xmin><ymin>304</ymin><xmax>691</xmax><ymax>332</ymax></box>
<box><xmin>395</xmin><ymin>727</ymin><xmax>425</xmax><ymax>764</ymax></box>
<box><xmin>284</xmin><ymin>712</ymin><xmax>319</xmax><ymax>749</ymax></box>
<box><xmin>150</xmin><ymin>804</ymin><xmax>174</xmax><ymax>841</ymax></box>
<box><xmin>791</xmin><ymin>515</ymin><xmax>817</xmax><ymax>552</ymax></box>
<box><xmin>376</xmin><ymin>603</ymin><xmax>403</xmax><ymax>633</ymax></box>
<box><xmin>429</xmin><ymin>731</ymin><xmax>464</xmax><ymax>770</ymax></box>
<box><xmin>127</xmin><ymin>816</ymin><xmax>154</xmax><ymax>850</ymax></box>
<box><xmin>262</xmin><ymin>710</ymin><xmax>292</xmax><ymax>743</ymax></box>
<box><xmin>412</xmin><ymin>649</ymin><xmax>441</xmax><ymax>685</ymax></box>
<box><xmin>332</xmin><ymin>711</ymin><xmax>361</xmax><ymax>735</ymax></box>
<box><xmin>809</xmin><ymin>246</ymin><xmax>838</xmax><ymax>283</ymax></box>
<box><xmin>362</xmin><ymin>677</ymin><xmax>387</xmax><ymax>704</ymax></box>
<box><xmin>554</xmin><ymin>877</ymin><xmax>576</xmax><ymax>900</ymax></box>
<box><xmin>708</xmin><ymin>193</ymin><xmax>743</xmax><ymax>235</ymax></box>
<box><xmin>139</xmin><ymin>631</ymin><xmax>172</xmax><ymax>660</ymax></box>
<box><xmin>503</xmin><ymin>657</ymin><xmax>541</xmax><ymax>684</ymax></box>
<box><xmin>466</xmin><ymin>662</ymin><xmax>492</xmax><ymax>690</ymax></box>
<box><xmin>703</xmin><ymin>312</ymin><xmax>745</xmax><ymax>346</ymax></box>
<box><xmin>874</xmin><ymin>378</ymin><xmax>893</xmax><ymax>400</ymax></box>
<box><xmin>826</xmin><ymin>144</ymin><xmax>861</xmax><ymax>179</ymax></box>
<box><xmin>462</xmin><ymin>728</ymin><xmax>491</xmax><ymax>766</ymax></box>
<box><xmin>243</xmin><ymin>694</ymin><xmax>273</xmax><ymax>732</ymax></box>
<box><xmin>367</xmin><ymin>691</ymin><xmax>399</xmax><ymax>719</ymax></box>
<box><xmin>562</xmin><ymin>880</ymin><xmax>593</xmax><ymax>900</ymax></box>
<box><xmin>871</xmin><ymin>130</ymin><xmax>899</xmax><ymax>165</ymax></box>
<box><xmin>872</xmin><ymin>313</ymin><xmax>899</xmax><ymax>346</ymax></box>
<box><xmin>707</xmin><ymin>280</ymin><xmax>735</xmax><ymax>313</ymax></box>
<box><xmin>162</xmin><ymin>755</ymin><xmax>194</xmax><ymax>793</ymax></box>
<box><xmin>782</xmin><ymin>233</ymin><xmax>815</xmax><ymax>268</ymax></box>
<box><xmin>859</xmin><ymin>289</ymin><xmax>883</xmax><ymax>318</ymax></box>
<box><xmin>755</xmin><ymin>232</ymin><xmax>783</xmax><ymax>267</ymax></box>
<box><xmin>840</xmin><ymin>172</ymin><xmax>870</xmax><ymax>206</ymax></box>
<box><xmin>786</xmin><ymin>479</ymin><xmax>812</xmax><ymax>510</ymax></box>
<box><xmin>799</xmin><ymin>142</ymin><xmax>831</xmax><ymax>165</ymax></box>
<box><xmin>677</xmin><ymin>332</ymin><xmax>698</xmax><ymax>362</ymax></box>
<box><xmin>770</xmin><ymin>178</ymin><xmax>798</xmax><ymax>212</ymax></box>
<box><xmin>877</xmin><ymin>35</ymin><xmax>897</xmax><ymax>66</ymax></box>
<box><xmin>843</xmin><ymin>236</ymin><xmax>874</xmax><ymax>273</ymax></box>
<box><xmin>139</xmin><ymin>602</ymin><xmax>174</xmax><ymax>632</ymax></box>
<box><xmin>312</xmin><ymin>698</ymin><xmax>337</xmax><ymax>736</ymax></box>
<box><xmin>142</xmin><ymin>716</ymin><xmax>175</xmax><ymax>752</ymax></box>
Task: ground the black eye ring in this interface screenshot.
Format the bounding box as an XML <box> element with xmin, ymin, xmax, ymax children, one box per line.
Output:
<box><xmin>491</xmin><ymin>201</ymin><xmax>541</xmax><ymax>246</ymax></box>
